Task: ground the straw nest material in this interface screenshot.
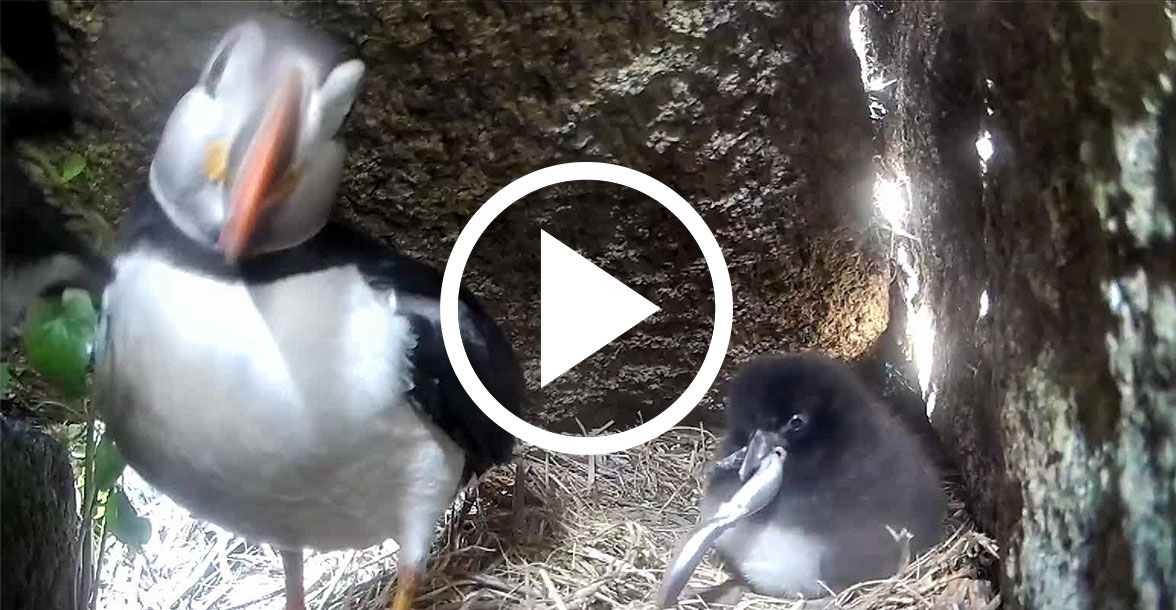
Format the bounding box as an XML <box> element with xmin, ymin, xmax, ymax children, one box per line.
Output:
<box><xmin>97</xmin><ymin>427</ymin><xmax>998</xmax><ymax>610</ymax></box>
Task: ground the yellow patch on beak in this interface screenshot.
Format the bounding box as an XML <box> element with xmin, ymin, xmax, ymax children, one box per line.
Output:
<box><xmin>204</xmin><ymin>139</ymin><xmax>230</xmax><ymax>182</ymax></box>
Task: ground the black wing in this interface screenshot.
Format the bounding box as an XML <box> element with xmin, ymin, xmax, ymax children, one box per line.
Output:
<box><xmin>317</xmin><ymin>223</ymin><xmax>527</xmax><ymax>478</ymax></box>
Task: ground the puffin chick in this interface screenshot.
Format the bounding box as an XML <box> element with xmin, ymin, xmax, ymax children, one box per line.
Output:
<box><xmin>702</xmin><ymin>353</ymin><xmax>946</xmax><ymax>599</ymax></box>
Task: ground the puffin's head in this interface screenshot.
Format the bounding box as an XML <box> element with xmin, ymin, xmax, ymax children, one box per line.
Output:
<box><xmin>149</xmin><ymin>18</ymin><xmax>364</xmax><ymax>262</ymax></box>
<box><xmin>724</xmin><ymin>353</ymin><xmax>868</xmax><ymax>484</ymax></box>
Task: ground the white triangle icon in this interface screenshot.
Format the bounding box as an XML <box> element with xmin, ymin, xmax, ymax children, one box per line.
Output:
<box><xmin>540</xmin><ymin>230</ymin><xmax>660</xmax><ymax>387</ymax></box>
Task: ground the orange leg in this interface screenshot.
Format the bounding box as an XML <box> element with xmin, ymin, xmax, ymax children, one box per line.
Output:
<box><xmin>282</xmin><ymin>549</ymin><xmax>306</xmax><ymax>610</ymax></box>
<box><xmin>390</xmin><ymin>565</ymin><xmax>420</xmax><ymax>610</ymax></box>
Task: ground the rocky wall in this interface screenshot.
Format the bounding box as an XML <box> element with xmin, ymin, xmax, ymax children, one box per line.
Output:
<box><xmin>866</xmin><ymin>2</ymin><xmax>1175</xmax><ymax>608</ymax></box>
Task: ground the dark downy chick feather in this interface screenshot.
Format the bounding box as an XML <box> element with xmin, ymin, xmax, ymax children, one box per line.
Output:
<box><xmin>707</xmin><ymin>353</ymin><xmax>946</xmax><ymax>596</ymax></box>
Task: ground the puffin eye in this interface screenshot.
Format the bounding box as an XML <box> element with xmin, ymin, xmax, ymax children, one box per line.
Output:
<box><xmin>203</xmin><ymin>46</ymin><xmax>231</xmax><ymax>95</ymax></box>
<box><xmin>200</xmin><ymin>22</ymin><xmax>262</xmax><ymax>98</ymax></box>
<box><xmin>785</xmin><ymin>413</ymin><xmax>810</xmax><ymax>437</ymax></box>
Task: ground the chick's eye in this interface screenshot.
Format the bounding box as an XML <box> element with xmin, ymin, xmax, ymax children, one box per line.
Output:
<box><xmin>786</xmin><ymin>413</ymin><xmax>810</xmax><ymax>435</ymax></box>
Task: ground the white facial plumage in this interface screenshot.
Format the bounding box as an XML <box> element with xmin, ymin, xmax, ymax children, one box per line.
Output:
<box><xmin>148</xmin><ymin>19</ymin><xmax>365</xmax><ymax>257</ymax></box>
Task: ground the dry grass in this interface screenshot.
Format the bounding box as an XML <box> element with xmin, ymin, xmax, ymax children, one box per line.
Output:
<box><xmin>97</xmin><ymin>427</ymin><xmax>997</xmax><ymax>610</ymax></box>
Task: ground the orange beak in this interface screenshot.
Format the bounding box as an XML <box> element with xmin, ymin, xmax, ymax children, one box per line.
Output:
<box><xmin>218</xmin><ymin>72</ymin><xmax>302</xmax><ymax>262</ymax></box>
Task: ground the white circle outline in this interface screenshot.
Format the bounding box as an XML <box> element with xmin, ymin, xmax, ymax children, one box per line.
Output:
<box><xmin>441</xmin><ymin>162</ymin><xmax>733</xmax><ymax>455</ymax></box>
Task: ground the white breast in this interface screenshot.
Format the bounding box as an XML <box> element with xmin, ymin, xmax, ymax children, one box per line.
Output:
<box><xmin>97</xmin><ymin>250</ymin><xmax>464</xmax><ymax>554</ymax></box>
<box><xmin>714</xmin><ymin>522</ymin><xmax>828</xmax><ymax>598</ymax></box>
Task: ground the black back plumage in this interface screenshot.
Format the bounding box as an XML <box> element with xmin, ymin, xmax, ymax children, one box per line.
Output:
<box><xmin>1</xmin><ymin>0</ymin><xmax>112</xmax><ymax>341</ymax></box>
<box><xmin>0</xmin><ymin>0</ymin><xmax>63</xmax><ymax>87</ymax></box>
<box><xmin>122</xmin><ymin>191</ymin><xmax>526</xmax><ymax>478</ymax></box>
<box><xmin>352</xmin><ymin>240</ymin><xmax>526</xmax><ymax>477</ymax></box>
<box><xmin>710</xmin><ymin>353</ymin><xmax>945</xmax><ymax>593</ymax></box>
<box><xmin>0</xmin><ymin>156</ymin><xmax>104</xmax><ymax>272</ymax></box>
<box><xmin>0</xmin><ymin>0</ymin><xmax>74</xmax><ymax>145</ymax></box>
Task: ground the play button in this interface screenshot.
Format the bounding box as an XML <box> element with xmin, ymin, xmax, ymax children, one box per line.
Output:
<box><xmin>440</xmin><ymin>162</ymin><xmax>733</xmax><ymax>455</ymax></box>
<box><xmin>540</xmin><ymin>230</ymin><xmax>660</xmax><ymax>386</ymax></box>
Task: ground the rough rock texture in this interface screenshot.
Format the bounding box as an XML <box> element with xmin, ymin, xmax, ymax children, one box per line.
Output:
<box><xmin>37</xmin><ymin>1</ymin><xmax>886</xmax><ymax>430</ymax></box>
<box><xmin>0</xmin><ymin>416</ymin><xmax>79</xmax><ymax>610</ymax></box>
<box><xmin>17</xmin><ymin>1</ymin><xmax>1175</xmax><ymax>608</ymax></box>
<box><xmin>866</xmin><ymin>2</ymin><xmax>1175</xmax><ymax>609</ymax></box>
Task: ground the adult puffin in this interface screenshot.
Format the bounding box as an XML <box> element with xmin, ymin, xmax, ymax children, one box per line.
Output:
<box><xmin>95</xmin><ymin>18</ymin><xmax>526</xmax><ymax>610</ymax></box>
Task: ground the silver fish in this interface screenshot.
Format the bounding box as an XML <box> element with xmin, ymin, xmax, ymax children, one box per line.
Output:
<box><xmin>655</xmin><ymin>446</ymin><xmax>786</xmax><ymax>607</ymax></box>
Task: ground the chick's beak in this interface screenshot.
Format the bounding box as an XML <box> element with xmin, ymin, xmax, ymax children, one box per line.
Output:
<box><xmin>218</xmin><ymin>71</ymin><xmax>302</xmax><ymax>262</ymax></box>
<box><xmin>738</xmin><ymin>429</ymin><xmax>785</xmax><ymax>482</ymax></box>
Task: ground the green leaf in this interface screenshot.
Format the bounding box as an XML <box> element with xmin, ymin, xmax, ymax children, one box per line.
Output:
<box><xmin>93</xmin><ymin>434</ymin><xmax>126</xmax><ymax>493</ymax></box>
<box><xmin>0</xmin><ymin>362</ymin><xmax>10</xmax><ymax>393</ymax></box>
<box><xmin>61</xmin><ymin>289</ymin><xmax>98</xmax><ymax>326</ymax></box>
<box><xmin>22</xmin><ymin>293</ymin><xmax>97</xmax><ymax>400</ymax></box>
<box><xmin>107</xmin><ymin>488</ymin><xmax>151</xmax><ymax>549</ymax></box>
<box><xmin>60</xmin><ymin>154</ymin><xmax>86</xmax><ymax>183</ymax></box>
